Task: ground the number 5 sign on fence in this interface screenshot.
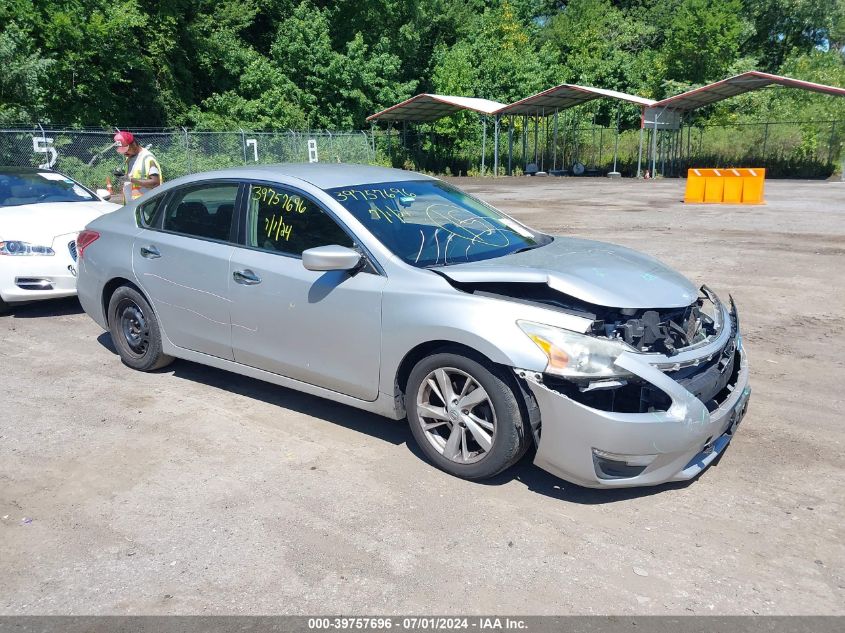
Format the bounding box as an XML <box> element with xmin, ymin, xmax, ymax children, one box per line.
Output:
<box><xmin>32</xmin><ymin>136</ymin><xmax>57</xmax><ymax>169</ymax></box>
<box><xmin>308</xmin><ymin>139</ymin><xmax>318</xmax><ymax>163</ymax></box>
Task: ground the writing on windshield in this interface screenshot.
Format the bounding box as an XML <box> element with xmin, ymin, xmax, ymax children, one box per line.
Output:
<box><xmin>327</xmin><ymin>180</ymin><xmax>549</xmax><ymax>268</ymax></box>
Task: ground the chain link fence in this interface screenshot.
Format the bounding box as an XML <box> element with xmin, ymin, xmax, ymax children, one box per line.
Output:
<box><xmin>0</xmin><ymin>126</ymin><xmax>376</xmax><ymax>190</ymax></box>
<box><xmin>376</xmin><ymin>119</ymin><xmax>844</xmax><ymax>179</ymax></box>
<box><xmin>1</xmin><ymin>121</ymin><xmax>841</xmax><ymax>188</ymax></box>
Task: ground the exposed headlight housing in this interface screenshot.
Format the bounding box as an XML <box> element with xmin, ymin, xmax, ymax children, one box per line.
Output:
<box><xmin>0</xmin><ymin>241</ymin><xmax>55</xmax><ymax>256</ymax></box>
<box><xmin>518</xmin><ymin>320</ymin><xmax>635</xmax><ymax>379</ymax></box>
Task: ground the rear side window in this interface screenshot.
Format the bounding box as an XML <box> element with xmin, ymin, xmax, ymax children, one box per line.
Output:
<box><xmin>246</xmin><ymin>183</ymin><xmax>353</xmax><ymax>256</ymax></box>
<box><xmin>163</xmin><ymin>183</ymin><xmax>238</xmax><ymax>242</ymax></box>
<box><xmin>136</xmin><ymin>195</ymin><xmax>164</xmax><ymax>227</ymax></box>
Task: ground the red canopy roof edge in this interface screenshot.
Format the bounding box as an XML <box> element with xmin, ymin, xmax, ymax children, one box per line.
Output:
<box><xmin>652</xmin><ymin>71</ymin><xmax>845</xmax><ymax>112</ymax></box>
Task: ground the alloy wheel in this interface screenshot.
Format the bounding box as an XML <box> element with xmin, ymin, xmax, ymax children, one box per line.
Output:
<box><xmin>415</xmin><ymin>367</ymin><xmax>497</xmax><ymax>464</ymax></box>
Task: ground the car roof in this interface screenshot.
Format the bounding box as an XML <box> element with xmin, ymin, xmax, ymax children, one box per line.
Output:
<box><xmin>165</xmin><ymin>163</ymin><xmax>436</xmax><ymax>191</ymax></box>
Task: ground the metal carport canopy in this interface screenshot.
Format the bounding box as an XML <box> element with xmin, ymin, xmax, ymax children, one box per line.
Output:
<box><xmin>366</xmin><ymin>94</ymin><xmax>507</xmax><ymax>122</ymax></box>
<box><xmin>651</xmin><ymin>71</ymin><xmax>845</xmax><ymax>112</ymax></box>
<box><xmin>496</xmin><ymin>84</ymin><xmax>655</xmax><ymax>115</ymax></box>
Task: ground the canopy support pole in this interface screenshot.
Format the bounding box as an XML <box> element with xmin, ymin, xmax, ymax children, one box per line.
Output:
<box><xmin>611</xmin><ymin>105</ymin><xmax>621</xmax><ymax>175</ymax></box>
<box><xmin>552</xmin><ymin>109</ymin><xmax>559</xmax><ymax>171</ymax></box>
<box><xmin>493</xmin><ymin>115</ymin><xmax>500</xmax><ymax>176</ymax></box>
<box><xmin>481</xmin><ymin>115</ymin><xmax>487</xmax><ymax>175</ymax></box>
<box><xmin>507</xmin><ymin>115</ymin><xmax>514</xmax><ymax>176</ymax></box>
<box><xmin>534</xmin><ymin>113</ymin><xmax>539</xmax><ymax>165</ymax></box>
<box><xmin>636</xmin><ymin>110</ymin><xmax>645</xmax><ymax>178</ymax></box>
<box><xmin>523</xmin><ymin>114</ymin><xmax>528</xmax><ymax>171</ymax></box>
<box><xmin>651</xmin><ymin>108</ymin><xmax>665</xmax><ymax>177</ymax></box>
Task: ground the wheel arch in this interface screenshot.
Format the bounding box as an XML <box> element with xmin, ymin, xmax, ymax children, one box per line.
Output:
<box><xmin>393</xmin><ymin>340</ymin><xmax>537</xmax><ymax>439</ymax></box>
<box><xmin>102</xmin><ymin>277</ymin><xmax>145</xmax><ymax>326</ymax></box>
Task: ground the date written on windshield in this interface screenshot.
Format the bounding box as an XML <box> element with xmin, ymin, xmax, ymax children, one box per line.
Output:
<box><xmin>252</xmin><ymin>186</ymin><xmax>306</xmax><ymax>213</ymax></box>
<box><xmin>368</xmin><ymin>206</ymin><xmax>408</xmax><ymax>223</ymax></box>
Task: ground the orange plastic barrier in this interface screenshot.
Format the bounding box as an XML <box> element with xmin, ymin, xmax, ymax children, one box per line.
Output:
<box><xmin>684</xmin><ymin>168</ymin><xmax>765</xmax><ymax>204</ymax></box>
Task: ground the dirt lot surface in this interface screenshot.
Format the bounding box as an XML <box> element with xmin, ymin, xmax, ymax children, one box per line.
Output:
<box><xmin>1</xmin><ymin>178</ymin><xmax>843</xmax><ymax>615</ymax></box>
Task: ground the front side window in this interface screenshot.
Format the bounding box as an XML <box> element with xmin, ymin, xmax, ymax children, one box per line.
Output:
<box><xmin>163</xmin><ymin>183</ymin><xmax>238</xmax><ymax>241</ymax></box>
<box><xmin>0</xmin><ymin>171</ymin><xmax>96</xmax><ymax>207</ymax></box>
<box><xmin>246</xmin><ymin>183</ymin><xmax>353</xmax><ymax>255</ymax></box>
<box><xmin>325</xmin><ymin>180</ymin><xmax>551</xmax><ymax>268</ymax></box>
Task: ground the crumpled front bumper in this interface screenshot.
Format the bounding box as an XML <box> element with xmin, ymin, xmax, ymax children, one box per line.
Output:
<box><xmin>522</xmin><ymin>309</ymin><xmax>750</xmax><ymax>488</ymax></box>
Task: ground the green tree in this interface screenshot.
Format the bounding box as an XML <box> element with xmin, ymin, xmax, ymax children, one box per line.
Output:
<box><xmin>743</xmin><ymin>0</ymin><xmax>841</xmax><ymax>70</ymax></box>
<box><xmin>661</xmin><ymin>0</ymin><xmax>747</xmax><ymax>86</ymax></box>
<box><xmin>0</xmin><ymin>21</ymin><xmax>53</xmax><ymax>123</ymax></box>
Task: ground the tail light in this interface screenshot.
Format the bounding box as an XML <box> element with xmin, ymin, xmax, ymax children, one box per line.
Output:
<box><xmin>76</xmin><ymin>230</ymin><xmax>100</xmax><ymax>260</ymax></box>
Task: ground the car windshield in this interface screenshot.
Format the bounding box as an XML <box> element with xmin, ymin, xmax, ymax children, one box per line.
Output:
<box><xmin>0</xmin><ymin>171</ymin><xmax>96</xmax><ymax>208</ymax></box>
<box><xmin>326</xmin><ymin>180</ymin><xmax>551</xmax><ymax>267</ymax></box>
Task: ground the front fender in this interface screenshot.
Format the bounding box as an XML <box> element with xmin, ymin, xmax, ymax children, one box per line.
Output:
<box><xmin>378</xmin><ymin>282</ymin><xmax>593</xmax><ymax>396</ymax></box>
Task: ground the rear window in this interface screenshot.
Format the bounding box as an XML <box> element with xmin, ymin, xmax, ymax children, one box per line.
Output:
<box><xmin>0</xmin><ymin>171</ymin><xmax>96</xmax><ymax>207</ymax></box>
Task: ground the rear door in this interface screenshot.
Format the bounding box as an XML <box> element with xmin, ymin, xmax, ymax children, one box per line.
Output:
<box><xmin>132</xmin><ymin>181</ymin><xmax>241</xmax><ymax>360</ymax></box>
<box><xmin>228</xmin><ymin>181</ymin><xmax>386</xmax><ymax>400</ymax></box>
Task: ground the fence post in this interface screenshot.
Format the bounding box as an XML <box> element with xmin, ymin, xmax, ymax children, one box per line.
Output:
<box><xmin>761</xmin><ymin>122</ymin><xmax>769</xmax><ymax>163</ymax></box>
<box><xmin>38</xmin><ymin>123</ymin><xmax>47</xmax><ymax>169</ymax></box>
<box><xmin>182</xmin><ymin>127</ymin><xmax>190</xmax><ymax>174</ymax></box>
<box><xmin>239</xmin><ymin>128</ymin><xmax>247</xmax><ymax>163</ymax></box>
<box><xmin>827</xmin><ymin>121</ymin><xmax>836</xmax><ymax>166</ymax></box>
<box><xmin>361</xmin><ymin>130</ymin><xmax>372</xmax><ymax>164</ymax></box>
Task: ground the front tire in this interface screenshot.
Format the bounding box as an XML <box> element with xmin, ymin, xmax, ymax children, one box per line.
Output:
<box><xmin>108</xmin><ymin>285</ymin><xmax>173</xmax><ymax>371</ymax></box>
<box><xmin>406</xmin><ymin>352</ymin><xmax>528</xmax><ymax>480</ymax></box>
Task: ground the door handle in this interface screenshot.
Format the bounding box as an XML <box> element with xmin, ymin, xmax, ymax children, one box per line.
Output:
<box><xmin>140</xmin><ymin>245</ymin><xmax>161</xmax><ymax>259</ymax></box>
<box><xmin>233</xmin><ymin>269</ymin><xmax>262</xmax><ymax>285</ymax></box>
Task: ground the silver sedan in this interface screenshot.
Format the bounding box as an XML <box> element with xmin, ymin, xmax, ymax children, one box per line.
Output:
<box><xmin>76</xmin><ymin>164</ymin><xmax>750</xmax><ymax>488</ymax></box>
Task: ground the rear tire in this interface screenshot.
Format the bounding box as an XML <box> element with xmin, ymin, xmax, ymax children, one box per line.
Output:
<box><xmin>108</xmin><ymin>285</ymin><xmax>173</xmax><ymax>371</ymax></box>
<box><xmin>406</xmin><ymin>352</ymin><xmax>528</xmax><ymax>480</ymax></box>
<box><xmin>0</xmin><ymin>296</ymin><xmax>8</xmax><ymax>314</ymax></box>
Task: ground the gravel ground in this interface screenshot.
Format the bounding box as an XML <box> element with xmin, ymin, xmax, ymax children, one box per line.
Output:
<box><xmin>1</xmin><ymin>177</ymin><xmax>843</xmax><ymax>615</ymax></box>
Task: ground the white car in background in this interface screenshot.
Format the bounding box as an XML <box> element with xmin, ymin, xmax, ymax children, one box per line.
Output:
<box><xmin>0</xmin><ymin>167</ymin><xmax>118</xmax><ymax>311</ymax></box>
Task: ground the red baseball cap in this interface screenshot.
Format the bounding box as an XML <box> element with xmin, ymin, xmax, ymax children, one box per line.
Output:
<box><xmin>113</xmin><ymin>131</ymin><xmax>135</xmax><ymax>147</ymax></box>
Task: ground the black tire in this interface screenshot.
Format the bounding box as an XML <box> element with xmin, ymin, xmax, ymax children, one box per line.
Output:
<box><xmin>0</xmin><ymin>296</ymin><xmax>9</xmax><ymax>314</ymax></box>
<box><xmin>107</xmin><ymin>285</ymin><xmax>173</xmax><ymax>371</ymax></box>
<box><xmin>406</xmin><ymin>352</ymin><xmax>528</xmax><ymax>480</ymax></box>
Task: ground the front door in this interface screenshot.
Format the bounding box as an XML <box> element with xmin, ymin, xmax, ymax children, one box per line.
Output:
<box><xmin>229</xmin><ymin>182</ymin><xmax>386</xmax><ymax>401</ymax></box>
<box><xmin>132</xmin><ymin>182</ymin><xmax>239</xmax><ymax>360</ymax></box>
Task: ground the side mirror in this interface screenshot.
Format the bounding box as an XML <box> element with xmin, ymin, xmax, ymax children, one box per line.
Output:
<box><xmin>95</xmin><ymin>188</ymin><xmax>111</xmax><ymax>200</ymax></box>
<box><xmin>302</xmin><ymin>245</ymin><xmax>362</xmax><ymax>272</ymax></box>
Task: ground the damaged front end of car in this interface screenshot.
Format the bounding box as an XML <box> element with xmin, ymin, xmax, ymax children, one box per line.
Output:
<box><xmin>448</xmin><ymin>275</ymin><xmax>750</xmax><ymax>487</ymax></box>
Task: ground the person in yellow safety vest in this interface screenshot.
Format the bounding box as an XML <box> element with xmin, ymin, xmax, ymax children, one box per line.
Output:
<box><xmin>112</xmin><ymin>130</ymin><xmax>163</xmax><ymax>202</ymax></box>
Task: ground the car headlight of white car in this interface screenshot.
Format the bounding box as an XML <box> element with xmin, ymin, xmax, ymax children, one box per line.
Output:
<box><xmin>0</xmin><ymin>241</ymin><xmax>55</xmax><ymax>256</ymax></box>
<box><xmin>518</xmin><ymin>320</ymin><xmax>635</xmax><ymax>379</ymax></box>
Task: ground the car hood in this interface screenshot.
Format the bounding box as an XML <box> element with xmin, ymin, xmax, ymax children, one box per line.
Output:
<box><xmin>0</xmin><ymin>201</ymin><xmax>118</xmax><ymax>244</ymax></box>
<box><xmin>436</xmin><ymin>237</ymin><xmax>699</xmax><ymax>309</ymax></box>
